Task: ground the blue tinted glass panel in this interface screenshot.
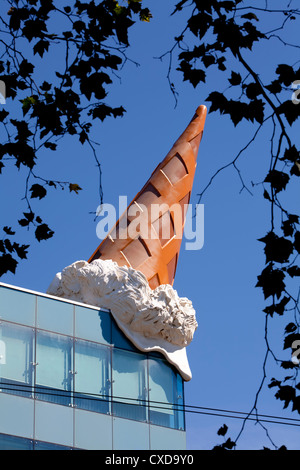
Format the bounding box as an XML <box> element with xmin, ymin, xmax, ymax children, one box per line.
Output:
<box><xmin>148</xmin><ymin>358</ymin><xmax>176</xmax><ymax>429</ymax></box>
<box><xmin>176</xmin><ymin>373</ymin><xmax>185</xmax><ymax>431</ymax></box>
<box><xmin>34</xmin><ymin>440</ymin><xmax>72</xmax><ymax>450</ymax></box>
<box><xmin>113</xmin><ymin>417</ymin><xmax>150</xmax><ymax>450</ymax></box>
<box><xmin>149</xmin><ymin>426</ymin><xmax>186</xmax><ymax>450</ymax></box>
<box><xmin>111</xmin><ymin>318</ymin><xmax>137</xmax><ymax>352</ymax></box>
<box><xmin>34</xmin><ymin>400</ymin><xmax>73</xmax><ymax>447</ymax></box>
<box><xmin>75</xmin><ymin>306</ymin><xmax>111</xmax><ymax>345</ymax></box>
<box><xmin>0</xmin><ymin>286</ymin><xmax>35</xmax><ymax>326</ymax></box>
<box><xmin>0</xmin><ymin>433</ymin><xmax>33</xmax><ymax>450</ymax></box>
<box><xmin>0</xmin><ymin>393</ymin><xmax>34</xmax><ymax>439</ymax></box>
<box><xmin>35</xmin><ymin>331</ymin><xmax>73</xmax><ymax>406</ymax></box>
<box><xmin>37</xmin><ymin>296</ymin><xmax>73</xmax><ymax>336</ymax></box>
<box><xmin>74</xmin><ymin>339</ymin><xmax>110</xmax><ymax>414</ymax></box>
<box><xmin>112</xmin><ymin>349</ymin><xmax>147</xmax><ymax>421</ymax></box>
<box><xmin>74</xmin><ymin>409</ymin><xmax>112</xmax><ymax>450</ymax></box>
<box><xmin>0</xmin><ymin>323</ymin><xmax>33</xmax><ymax>398</ymax></box>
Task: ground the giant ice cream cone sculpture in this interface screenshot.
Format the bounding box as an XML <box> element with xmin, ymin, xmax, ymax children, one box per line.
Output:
<box><xmin>48</xmin><ymin>105</ymin><xmax>207</xmax><ymax>380</ymax></box>
<box><xmin>89</xmin><ymin>105</ymin><xmax>207</xmax><ymax>288</ymax></box>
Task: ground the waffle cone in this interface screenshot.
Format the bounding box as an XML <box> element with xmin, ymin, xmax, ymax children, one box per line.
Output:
<box><xmin>89</xmin><ymin>105</ymin><xmax>207</xmax><ymax>288</ymax></box>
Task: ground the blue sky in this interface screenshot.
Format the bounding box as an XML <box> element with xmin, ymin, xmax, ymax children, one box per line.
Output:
<box><xmin>1</xmin><ymin>1</ymin><xmax>300</xmax><ymax>449</ymax></box>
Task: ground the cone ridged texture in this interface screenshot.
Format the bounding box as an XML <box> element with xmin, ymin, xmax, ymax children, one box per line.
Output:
<box><xmin>89</xmin><ymin>105</ymin><xmax>207</xmax><ymax>288</ymax></box>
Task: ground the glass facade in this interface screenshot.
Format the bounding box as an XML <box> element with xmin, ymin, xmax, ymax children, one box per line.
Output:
<box><xmin>0</xmin><ymin>433</ymin><xmax>72</xmax><ymax>450</ymax></box>
<box><xmin>0</xmin><ymin>283</ymin><xmax>186</xmax><ymax>450</ymax></box>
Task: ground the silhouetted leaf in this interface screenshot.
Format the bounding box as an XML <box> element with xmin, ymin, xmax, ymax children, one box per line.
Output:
<box><xmin>177</xmin><ymin>61</ymin><xmax>206</xmax><ymax>87</ymax></box>
<box><xmin>275</xmin><ymin>385</ymin><xmax>295</xmax><ymax>409</ymax></box>
<box><xmin>263</xmin><ymin>296</ymin><xmax>290</xmax><ymax>316</ymax></box>
<box><xmin>35</xmin><ymin>223</ymin><xmax>54</xmax><ymax>242</ymax></box>
<box><xmin>217</xmin><ymin>424</ymin><xmax>228</xmax><ymax>436</ymax></box>
<box><xmin>276</xmin><ymin>64</ymin><xmax>296</xmax><ymax>86</ymax></box>
<box><xmin>223</xmin><ymin>438</ymin><xmax>236</xmax><ymax>450</ymax></box>
<box><xmin>0</xmin><ymin>109</ymin><xmax>9</xmax><ymax>122</ymax></box>
<box><xmin>256</xmin><ymin>263</ymin><xmax>286</xmax><ymax>299</ymax></box>
<box><xmin>202</xmin><ymin>54</ymin><xmax>215</xmax><ymax>68</ymax></box>
<box><xmin>73</xmin><ymin>20</ymin><xmax>85</xmax><ymax>33</ymax></box>
<box><xmin>13</xmin><ymin>243</ymin><xmax>29</xmax><ymax>259</ymax></box>
<box><xmin>207</xmin><ymin>93</ymin><xmax>264</xmax><ymax>125</ymax></box>
<box><xmin>21</xmin><ymin>96</ymin><xmax>38</xmax><ymax>116</ymax></box>
<box><xmin>217</xmin><ymin>56</ymin><xmax>226</xmax><ymax>71</ymax></box>
<box><xmin>281</xmin><ymin>361</ymin><xmax>298</xmax><ymax>370</ymax></box>
<box><xmin>40</xmin><ymin>81</ymin><xmax>52</xmax><ymax>92</ymax></box>
<box><xmin>285</xmin><ymin>323</ymin><xmax>297</xmax><ymax>334</ymax></box>
<box><xmin>206</xmin><ymin>91</ymin><xmax>228</xmax><ymax>114</ymax></box>
<box><xmin>265</xmin><ymin>80</ymin><xmax>282</xmax><ymax>94</ymax></box>
<box><xmin>269</xmin><ymin>378</ymin><xmax>281</xmax><ymax>389</ymax></box>
<box><xmin>275</xmin><ymin>296</ymin><xmax>290</xmax><ymax>315</ymax></box>
<box><xmin>44</xmin><ymin>142</ymin><xmax>57</xmax><ymax>151</ymax></box>
<box><xmin>91</xmin><ymin>104</ymin><xmax>115</xmax><ymax>121</ymax></box>
<box><xmin>30</xmin><ymin>184</ymin><xmax>47</xmax><ymax>200</ymax></box>
<box><xmin>282</xmin><ymin>218</ymin><xmax>296</xmax><ymax>237</ymax></box>
<box><xmin>245</xmin><ymin>82</ymin><xmax>261</xmax><ymax>99</ymax></box>
<box><xmin>19</xmin><ymin>59</ymin><xmax>34</xmax><ymax>78</ymax></box>
<box><xmin>3</xmin><ymin>226</ymin><xmax>15</xmax><ymax>235</ymax></box>
<box><xmin>139</xmin><ymin>8</ymin><xmax>152</xmax><ymax>22</ymax></box>
<box><xmin>283</xmin><ymin>145</ymin><xmax>299</xmax><ymax>163</ymax></box>
<box><xmin>278</xmin><ymin>100</ymin><xmax>300</xmax><ymax>125</ymax></box>
<box><xmin>22</xmin><ymin>18</ymin><xmax>47</xmax><ymax>42</ymax></box>
<box><xmin>228</xmin><ymin>71</ymin><xmax>241</xmax><ymax>86</ymax></box>
<box><xmin>283</xmin><ymin>333</ymin><xmax>300</xmax><ymax>350</ymax></box>
<box><xmin>258</xmin><ymin>231</ymin><xmax>293</xmax><ymax>264</ymax></box>
<box><xmin>264</xmin><ymin>170</ymin><xmax>290</xmax><ymax>193</ymax></box>
<box><xmin>188</xmin><ymin>12</ymin><xmax>212</xmax><ymax>39</ymax></box>
<box><xmin>0</xmin><ymin>253</ymin><xmax>18</xmax><ymax>275</ymax></box>
<box><xmin>291</xmin><ymin>161</ymin><xmax>300</xmax><ymax>177</ymax></box>
<box><xmin>292</xmin><ymin>396</ymin><xmax>300</xmax><ymax>413</ymax></box>
<box><xmin>294</xmin><ymin>232</ymin><xmax>300</xmax><ymax>254</ymax></box>
<box><xmin>287</xmin><ymin>266</ymin><xmax>300</xmax><ymax>278</ymax></box>
<box><xmin>247</xmin><ymin>99</ymin><xmax>265</xmax><ymax>123</ymax></box>
<box><xmin>69</xmin><ymin>183</ymin><xmax>82</xmax><ymax>194</ymax></box>
<box><xmin>18</xmin><ymin>218</ymin><xmax>30</xmax><ymax>227</ymax></box>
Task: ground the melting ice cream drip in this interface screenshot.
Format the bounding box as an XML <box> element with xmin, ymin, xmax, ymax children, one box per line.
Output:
<box><xmin>47</xmin><ymin>259</ymin><xmax>197</xmax><ymax>381</ymax></box>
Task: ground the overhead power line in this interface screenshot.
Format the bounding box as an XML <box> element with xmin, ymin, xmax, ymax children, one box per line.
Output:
<box><xmin>1</xmin><ymin>380</ymin><xmax>300</xmax><ymax>428</ymax></box>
